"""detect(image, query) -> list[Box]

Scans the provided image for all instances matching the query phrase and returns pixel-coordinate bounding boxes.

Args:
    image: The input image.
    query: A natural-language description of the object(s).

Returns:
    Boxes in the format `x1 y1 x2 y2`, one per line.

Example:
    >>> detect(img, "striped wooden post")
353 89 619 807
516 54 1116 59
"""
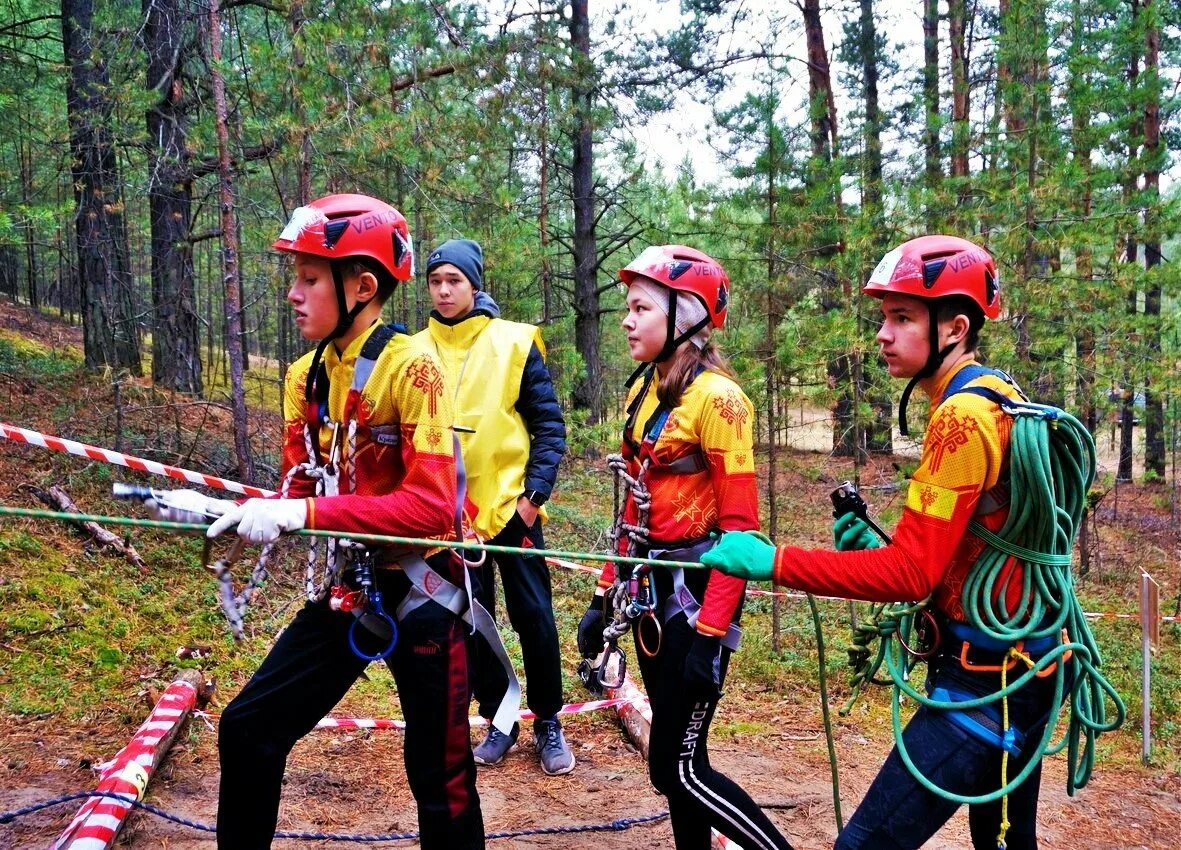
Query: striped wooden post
53 670 204 850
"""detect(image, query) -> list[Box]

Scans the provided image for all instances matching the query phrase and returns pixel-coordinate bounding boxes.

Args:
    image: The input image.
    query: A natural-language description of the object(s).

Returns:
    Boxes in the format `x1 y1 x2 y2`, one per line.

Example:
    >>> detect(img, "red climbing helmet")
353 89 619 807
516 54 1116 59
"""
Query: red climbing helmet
619 245 730 328
273 193 414 283
863 235 1000 319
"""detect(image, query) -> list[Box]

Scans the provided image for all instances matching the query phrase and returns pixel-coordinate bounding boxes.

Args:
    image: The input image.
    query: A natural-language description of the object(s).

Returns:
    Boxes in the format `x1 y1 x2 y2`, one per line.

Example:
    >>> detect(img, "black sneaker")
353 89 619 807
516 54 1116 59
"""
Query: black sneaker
473 723 518 766
533 718 575 776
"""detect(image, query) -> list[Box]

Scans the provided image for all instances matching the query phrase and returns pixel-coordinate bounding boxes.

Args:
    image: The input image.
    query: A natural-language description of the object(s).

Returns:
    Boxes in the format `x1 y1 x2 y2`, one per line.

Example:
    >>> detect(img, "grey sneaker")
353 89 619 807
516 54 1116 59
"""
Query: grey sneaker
533 718 575 776
473 723 518 766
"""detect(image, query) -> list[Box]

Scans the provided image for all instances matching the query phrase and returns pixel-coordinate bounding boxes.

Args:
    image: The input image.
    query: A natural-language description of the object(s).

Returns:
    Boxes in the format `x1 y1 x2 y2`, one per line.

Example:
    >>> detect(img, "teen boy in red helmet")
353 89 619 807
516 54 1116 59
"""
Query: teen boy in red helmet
162 194 487 848
703 235 1067 849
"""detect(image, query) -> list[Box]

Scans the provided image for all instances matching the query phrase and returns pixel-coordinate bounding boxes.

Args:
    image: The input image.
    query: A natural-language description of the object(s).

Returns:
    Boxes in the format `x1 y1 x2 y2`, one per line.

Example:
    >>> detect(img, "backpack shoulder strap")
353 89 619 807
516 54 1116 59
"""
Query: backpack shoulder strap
943 363 1025 404
351 323 404 395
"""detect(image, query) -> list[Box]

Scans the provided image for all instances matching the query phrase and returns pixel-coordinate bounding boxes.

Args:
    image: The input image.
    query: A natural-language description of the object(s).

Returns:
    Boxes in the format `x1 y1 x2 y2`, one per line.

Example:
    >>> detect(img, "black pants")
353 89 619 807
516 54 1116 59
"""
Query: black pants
636 567 795 850
835 653 1065 850
470 513 563 721
217 557 483 849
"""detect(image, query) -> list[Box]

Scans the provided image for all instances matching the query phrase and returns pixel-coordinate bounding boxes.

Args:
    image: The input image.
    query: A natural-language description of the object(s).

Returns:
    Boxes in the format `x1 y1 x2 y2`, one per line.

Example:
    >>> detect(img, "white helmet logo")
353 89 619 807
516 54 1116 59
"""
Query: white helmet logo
868 247 903 285
278 205 327 242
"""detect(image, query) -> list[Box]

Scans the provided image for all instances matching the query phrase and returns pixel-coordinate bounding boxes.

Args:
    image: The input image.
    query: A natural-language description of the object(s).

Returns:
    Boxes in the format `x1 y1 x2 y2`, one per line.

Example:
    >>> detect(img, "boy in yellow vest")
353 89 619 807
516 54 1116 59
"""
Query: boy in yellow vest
415 238 573 775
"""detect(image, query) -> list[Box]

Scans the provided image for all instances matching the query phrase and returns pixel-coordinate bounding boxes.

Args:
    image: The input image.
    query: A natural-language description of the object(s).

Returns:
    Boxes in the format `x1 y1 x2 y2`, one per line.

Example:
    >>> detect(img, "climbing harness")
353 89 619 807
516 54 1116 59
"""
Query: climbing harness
842 365 1125 816
589 367 744 686
182 325 409 642
575 453 655 694
110 325 522 730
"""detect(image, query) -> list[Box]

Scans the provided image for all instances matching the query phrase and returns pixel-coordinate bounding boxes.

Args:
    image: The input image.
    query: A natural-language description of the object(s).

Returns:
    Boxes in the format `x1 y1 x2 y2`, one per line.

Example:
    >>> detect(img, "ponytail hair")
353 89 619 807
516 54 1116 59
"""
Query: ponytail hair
657 339 736 410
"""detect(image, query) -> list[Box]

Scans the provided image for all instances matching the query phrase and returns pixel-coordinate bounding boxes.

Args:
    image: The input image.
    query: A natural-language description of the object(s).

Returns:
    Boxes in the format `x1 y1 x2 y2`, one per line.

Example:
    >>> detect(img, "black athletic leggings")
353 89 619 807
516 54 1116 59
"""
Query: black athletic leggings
636 567 795 850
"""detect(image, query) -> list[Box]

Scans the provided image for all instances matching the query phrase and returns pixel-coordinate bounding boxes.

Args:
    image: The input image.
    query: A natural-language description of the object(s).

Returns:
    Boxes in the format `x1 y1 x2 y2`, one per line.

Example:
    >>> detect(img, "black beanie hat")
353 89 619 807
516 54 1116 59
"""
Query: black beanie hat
426 239 483 291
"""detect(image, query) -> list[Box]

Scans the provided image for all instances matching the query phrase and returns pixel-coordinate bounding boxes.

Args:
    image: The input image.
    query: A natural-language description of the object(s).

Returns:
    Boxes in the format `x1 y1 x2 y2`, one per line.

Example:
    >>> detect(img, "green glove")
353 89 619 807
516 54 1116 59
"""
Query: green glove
699 531 776 582
833 512 882 552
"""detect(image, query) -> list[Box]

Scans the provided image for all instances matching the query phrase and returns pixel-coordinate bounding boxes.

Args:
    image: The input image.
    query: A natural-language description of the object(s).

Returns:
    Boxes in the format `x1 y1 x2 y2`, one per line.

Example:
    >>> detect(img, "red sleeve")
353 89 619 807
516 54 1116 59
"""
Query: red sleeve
696 381 756 637
771 397 1003 603
770 504 973 602
597 559 616 590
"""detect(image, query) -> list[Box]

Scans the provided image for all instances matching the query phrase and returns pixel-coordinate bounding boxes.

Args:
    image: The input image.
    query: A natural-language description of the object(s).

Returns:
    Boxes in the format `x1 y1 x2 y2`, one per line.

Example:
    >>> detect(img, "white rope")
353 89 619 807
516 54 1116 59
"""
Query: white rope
603 452 654 642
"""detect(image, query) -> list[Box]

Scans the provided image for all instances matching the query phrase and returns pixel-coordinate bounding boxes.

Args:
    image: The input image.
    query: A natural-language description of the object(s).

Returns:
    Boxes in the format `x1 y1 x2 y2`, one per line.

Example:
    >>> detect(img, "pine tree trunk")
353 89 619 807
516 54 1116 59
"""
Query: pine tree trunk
948 0 970 204
19 119 39 311
1142 0 1164 478
62 0 142 375
1069 0 1096 434
208 0 255 485
1117 0 1142 484
569 0 603 426
145 0 202 395
922 0 941 229
537 12 553 325
800 0 853 456
859 0 891 453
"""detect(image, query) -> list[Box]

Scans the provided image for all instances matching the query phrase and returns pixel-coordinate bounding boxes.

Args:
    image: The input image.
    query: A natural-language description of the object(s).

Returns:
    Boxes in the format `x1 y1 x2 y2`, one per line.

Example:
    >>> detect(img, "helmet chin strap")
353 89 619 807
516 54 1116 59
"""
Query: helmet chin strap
624 298 711 388
897 304 957 438
304 263 375 407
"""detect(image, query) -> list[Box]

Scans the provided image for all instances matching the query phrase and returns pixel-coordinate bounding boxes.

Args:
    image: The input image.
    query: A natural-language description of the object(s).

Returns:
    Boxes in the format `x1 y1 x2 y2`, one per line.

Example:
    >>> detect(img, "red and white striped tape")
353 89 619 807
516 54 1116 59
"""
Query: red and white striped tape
53 678 198 850
4 421 1169 627
0 421 273 498
309 696 631 732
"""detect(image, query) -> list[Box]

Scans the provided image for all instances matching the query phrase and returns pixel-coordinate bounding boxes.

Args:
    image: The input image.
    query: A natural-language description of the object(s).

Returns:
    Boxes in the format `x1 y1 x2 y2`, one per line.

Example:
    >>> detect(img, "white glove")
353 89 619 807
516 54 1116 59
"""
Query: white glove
144 489 234 524
206 498 308 544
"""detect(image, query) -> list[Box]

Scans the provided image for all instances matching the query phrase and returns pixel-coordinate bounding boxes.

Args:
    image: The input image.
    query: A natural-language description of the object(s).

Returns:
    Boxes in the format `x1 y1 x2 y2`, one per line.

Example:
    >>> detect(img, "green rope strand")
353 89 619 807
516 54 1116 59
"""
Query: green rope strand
0 505 709 572
4 502 852 833
806 592 845 832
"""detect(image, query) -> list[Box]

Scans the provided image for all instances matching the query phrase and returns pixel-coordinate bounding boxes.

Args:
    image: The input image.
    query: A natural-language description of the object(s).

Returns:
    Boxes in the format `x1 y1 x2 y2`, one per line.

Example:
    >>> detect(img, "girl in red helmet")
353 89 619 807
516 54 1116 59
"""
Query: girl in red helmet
153 194 487 849
703 236 1067 849
578 246 796 850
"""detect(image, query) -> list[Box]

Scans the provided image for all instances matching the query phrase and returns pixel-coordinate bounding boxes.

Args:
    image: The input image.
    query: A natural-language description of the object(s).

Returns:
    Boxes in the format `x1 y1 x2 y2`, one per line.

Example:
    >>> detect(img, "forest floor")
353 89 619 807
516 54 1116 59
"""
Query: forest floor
1 299 1179 849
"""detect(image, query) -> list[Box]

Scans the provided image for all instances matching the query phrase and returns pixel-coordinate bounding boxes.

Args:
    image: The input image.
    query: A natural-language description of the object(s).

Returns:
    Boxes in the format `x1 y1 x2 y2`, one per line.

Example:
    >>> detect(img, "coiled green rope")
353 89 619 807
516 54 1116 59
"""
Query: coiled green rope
843 400 1125 805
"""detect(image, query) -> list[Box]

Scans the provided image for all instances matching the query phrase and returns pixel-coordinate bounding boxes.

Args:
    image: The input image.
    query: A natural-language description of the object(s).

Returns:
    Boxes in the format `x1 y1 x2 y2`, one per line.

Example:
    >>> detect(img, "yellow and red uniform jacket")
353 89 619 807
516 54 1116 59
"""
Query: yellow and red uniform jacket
280 321 457 542
597 370 758 639
771 359 1023 622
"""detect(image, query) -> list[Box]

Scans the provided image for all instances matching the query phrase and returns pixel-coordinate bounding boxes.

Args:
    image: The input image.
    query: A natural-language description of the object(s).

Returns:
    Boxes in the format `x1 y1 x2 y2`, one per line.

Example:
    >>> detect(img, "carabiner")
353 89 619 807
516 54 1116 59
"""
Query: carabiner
897 608 940 659
344 554 398 662
347 594 398 662
596 643 628 690
636 609 662 658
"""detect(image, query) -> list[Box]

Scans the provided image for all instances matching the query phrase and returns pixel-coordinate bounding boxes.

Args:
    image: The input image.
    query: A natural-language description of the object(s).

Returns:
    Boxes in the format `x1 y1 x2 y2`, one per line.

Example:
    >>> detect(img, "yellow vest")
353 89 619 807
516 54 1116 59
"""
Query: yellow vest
414 314 547 538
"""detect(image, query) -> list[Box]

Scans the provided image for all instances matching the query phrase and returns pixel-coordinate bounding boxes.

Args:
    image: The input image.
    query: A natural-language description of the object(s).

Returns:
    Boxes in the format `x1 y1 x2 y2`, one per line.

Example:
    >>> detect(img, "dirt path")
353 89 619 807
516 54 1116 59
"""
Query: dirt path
3 699 1178 850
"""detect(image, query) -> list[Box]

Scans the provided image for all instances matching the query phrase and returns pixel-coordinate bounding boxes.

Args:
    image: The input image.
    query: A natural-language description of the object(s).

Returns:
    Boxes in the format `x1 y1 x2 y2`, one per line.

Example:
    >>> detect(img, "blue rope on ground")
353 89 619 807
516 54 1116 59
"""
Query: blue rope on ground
0 790 670 842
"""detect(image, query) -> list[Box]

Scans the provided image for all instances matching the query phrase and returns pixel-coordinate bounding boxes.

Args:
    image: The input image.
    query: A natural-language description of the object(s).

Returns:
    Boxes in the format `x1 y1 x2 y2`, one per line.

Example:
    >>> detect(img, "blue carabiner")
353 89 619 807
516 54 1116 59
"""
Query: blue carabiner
345 555 398 662
348 588 398 661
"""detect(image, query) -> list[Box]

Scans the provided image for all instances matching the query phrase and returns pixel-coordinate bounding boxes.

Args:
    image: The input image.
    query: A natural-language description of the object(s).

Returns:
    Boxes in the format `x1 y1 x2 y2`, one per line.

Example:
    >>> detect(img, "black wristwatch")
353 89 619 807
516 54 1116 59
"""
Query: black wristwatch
522 489 548 507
